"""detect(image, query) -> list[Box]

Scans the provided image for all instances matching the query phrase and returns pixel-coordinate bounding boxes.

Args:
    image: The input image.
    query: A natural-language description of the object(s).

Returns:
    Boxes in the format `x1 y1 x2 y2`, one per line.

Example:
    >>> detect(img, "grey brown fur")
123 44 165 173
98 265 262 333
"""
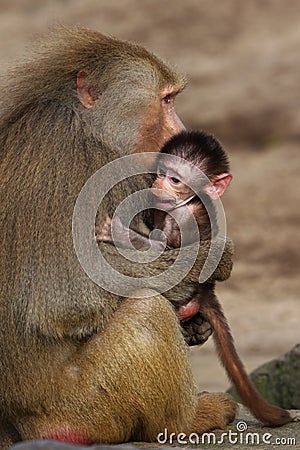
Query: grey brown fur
0 27 236 447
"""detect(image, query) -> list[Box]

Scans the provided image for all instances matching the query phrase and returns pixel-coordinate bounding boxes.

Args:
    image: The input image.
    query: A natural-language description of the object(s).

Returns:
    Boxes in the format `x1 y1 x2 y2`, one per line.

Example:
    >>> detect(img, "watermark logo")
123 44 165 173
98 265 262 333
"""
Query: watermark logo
236 420 248 432
72 152 228 297
157 421 297 446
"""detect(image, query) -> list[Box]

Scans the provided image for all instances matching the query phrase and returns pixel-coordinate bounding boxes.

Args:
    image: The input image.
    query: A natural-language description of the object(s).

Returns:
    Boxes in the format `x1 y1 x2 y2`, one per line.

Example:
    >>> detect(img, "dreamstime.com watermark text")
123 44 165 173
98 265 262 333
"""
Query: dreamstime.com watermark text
157 421 297 446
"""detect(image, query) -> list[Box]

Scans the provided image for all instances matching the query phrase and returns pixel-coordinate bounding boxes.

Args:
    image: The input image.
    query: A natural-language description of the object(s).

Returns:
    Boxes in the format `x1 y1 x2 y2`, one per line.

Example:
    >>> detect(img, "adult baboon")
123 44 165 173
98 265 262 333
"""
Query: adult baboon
0 27 235 447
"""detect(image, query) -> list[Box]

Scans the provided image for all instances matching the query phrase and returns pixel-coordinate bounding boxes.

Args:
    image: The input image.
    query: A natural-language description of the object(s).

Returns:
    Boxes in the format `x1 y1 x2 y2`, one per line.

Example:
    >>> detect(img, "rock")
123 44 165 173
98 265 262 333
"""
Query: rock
228 344 300 409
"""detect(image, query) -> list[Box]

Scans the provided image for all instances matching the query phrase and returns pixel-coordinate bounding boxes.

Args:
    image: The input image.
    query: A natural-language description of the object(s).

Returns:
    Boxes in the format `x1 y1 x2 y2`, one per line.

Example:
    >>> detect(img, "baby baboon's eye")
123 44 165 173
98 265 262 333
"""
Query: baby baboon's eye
170 177 180 185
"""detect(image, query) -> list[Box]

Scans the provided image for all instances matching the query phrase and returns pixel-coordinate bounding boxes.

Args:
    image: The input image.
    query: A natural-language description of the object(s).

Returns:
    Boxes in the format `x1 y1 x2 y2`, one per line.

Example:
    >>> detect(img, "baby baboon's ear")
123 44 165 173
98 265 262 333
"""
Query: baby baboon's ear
205 174 232 199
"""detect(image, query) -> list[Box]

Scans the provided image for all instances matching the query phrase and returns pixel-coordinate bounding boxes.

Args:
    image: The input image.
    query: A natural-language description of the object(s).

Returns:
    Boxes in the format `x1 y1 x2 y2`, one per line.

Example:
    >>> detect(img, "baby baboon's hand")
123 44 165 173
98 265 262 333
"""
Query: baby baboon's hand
96 215 133 248
96 215 113 242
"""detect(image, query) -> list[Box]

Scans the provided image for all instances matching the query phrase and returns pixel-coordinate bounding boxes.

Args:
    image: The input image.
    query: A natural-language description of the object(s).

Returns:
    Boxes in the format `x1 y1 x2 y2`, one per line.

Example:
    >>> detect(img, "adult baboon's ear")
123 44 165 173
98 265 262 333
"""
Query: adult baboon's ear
77 70 95 109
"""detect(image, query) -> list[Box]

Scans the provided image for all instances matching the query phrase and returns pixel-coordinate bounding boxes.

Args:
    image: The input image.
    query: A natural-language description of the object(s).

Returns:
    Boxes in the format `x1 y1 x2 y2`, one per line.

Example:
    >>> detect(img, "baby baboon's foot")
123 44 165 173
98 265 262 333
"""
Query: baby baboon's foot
191 392 237 434
181 313 212 346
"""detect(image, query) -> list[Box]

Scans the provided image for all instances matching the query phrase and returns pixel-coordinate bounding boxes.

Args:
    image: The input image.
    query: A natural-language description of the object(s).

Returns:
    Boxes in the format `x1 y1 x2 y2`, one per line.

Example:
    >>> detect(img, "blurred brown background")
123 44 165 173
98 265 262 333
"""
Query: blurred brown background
1 0 299 392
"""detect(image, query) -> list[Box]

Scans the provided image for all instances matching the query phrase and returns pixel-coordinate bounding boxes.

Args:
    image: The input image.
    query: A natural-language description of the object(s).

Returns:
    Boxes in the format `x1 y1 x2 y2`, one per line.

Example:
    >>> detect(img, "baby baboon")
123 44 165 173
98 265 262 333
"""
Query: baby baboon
98 130 292 427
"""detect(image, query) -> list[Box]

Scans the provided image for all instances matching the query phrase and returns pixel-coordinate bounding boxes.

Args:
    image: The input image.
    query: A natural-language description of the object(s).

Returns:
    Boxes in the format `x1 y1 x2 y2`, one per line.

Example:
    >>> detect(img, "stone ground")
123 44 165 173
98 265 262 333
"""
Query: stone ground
10 408 300 449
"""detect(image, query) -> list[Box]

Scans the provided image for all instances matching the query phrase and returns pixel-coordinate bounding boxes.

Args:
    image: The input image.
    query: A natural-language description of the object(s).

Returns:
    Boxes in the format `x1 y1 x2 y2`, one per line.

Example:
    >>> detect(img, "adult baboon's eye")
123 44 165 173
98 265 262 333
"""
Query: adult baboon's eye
170 177 180 185
162 94 172 104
